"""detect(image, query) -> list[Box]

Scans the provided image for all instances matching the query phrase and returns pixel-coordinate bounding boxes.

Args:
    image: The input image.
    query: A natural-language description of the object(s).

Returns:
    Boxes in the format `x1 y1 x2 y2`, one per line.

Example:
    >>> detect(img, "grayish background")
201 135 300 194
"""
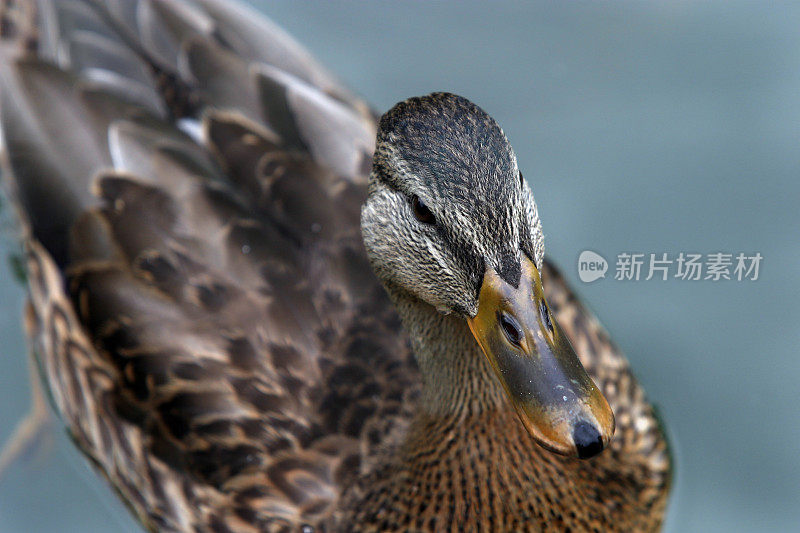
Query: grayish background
1 1 799 531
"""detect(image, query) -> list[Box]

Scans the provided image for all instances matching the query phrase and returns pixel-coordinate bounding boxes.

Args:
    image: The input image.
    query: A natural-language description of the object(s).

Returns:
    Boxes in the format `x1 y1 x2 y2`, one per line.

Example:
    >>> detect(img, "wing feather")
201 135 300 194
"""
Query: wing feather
1 1 413 530
542 260 672 524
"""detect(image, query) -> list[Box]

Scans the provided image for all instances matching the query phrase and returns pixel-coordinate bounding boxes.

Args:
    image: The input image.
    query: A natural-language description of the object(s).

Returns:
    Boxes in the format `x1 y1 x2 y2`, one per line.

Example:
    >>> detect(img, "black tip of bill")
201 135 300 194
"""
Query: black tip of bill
573 420 605 459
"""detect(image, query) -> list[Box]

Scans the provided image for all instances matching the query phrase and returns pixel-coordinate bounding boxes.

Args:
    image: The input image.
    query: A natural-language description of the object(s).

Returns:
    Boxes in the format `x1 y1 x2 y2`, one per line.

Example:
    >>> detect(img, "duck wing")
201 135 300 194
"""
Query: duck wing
0 1 417 530
542 261 672 529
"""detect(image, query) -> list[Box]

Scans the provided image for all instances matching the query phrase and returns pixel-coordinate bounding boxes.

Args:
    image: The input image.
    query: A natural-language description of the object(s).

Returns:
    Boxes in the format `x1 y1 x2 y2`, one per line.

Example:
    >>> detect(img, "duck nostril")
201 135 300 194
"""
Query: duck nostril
498 311 523 346
573 421 604 459
540 300 554 332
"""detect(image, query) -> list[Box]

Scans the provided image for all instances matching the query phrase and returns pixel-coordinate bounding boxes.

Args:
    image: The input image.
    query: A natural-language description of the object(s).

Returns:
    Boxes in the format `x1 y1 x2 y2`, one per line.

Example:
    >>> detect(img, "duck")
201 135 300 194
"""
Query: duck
0 0 672 531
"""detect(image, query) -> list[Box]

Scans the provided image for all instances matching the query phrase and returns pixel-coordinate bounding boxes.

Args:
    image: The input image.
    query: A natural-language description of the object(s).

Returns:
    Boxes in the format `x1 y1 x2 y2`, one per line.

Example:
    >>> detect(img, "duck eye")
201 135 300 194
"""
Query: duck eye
411 195 436 225
540 300 554 332
498 311 523 346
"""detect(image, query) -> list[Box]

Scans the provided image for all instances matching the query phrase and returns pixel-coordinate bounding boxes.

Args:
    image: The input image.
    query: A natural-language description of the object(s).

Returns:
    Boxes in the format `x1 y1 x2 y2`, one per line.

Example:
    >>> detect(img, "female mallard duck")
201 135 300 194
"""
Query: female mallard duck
0 0 671 531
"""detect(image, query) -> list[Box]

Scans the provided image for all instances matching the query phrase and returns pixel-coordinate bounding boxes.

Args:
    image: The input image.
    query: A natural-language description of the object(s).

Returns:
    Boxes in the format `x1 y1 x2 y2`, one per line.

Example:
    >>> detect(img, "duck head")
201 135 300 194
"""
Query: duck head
361 93 614 459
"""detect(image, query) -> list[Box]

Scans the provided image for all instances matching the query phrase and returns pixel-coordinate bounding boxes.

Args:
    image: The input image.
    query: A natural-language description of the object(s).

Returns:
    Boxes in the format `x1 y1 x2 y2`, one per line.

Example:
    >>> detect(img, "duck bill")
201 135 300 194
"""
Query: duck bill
467 256 615 459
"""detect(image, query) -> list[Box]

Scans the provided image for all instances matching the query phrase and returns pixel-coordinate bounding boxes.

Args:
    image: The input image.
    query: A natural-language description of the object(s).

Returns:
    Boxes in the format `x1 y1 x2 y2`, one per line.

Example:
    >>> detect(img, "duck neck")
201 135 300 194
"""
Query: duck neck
385 284 508 419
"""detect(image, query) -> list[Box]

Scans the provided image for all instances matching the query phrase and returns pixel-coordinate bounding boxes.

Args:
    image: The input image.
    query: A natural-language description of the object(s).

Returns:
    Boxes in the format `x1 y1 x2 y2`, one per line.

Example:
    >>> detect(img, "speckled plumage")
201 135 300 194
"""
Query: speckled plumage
0 1 671 531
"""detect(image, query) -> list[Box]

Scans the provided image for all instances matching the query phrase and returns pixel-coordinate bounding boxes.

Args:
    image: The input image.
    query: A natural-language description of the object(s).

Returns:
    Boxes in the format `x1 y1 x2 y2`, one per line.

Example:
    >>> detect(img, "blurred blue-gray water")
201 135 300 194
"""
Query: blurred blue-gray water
1 1 799 531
